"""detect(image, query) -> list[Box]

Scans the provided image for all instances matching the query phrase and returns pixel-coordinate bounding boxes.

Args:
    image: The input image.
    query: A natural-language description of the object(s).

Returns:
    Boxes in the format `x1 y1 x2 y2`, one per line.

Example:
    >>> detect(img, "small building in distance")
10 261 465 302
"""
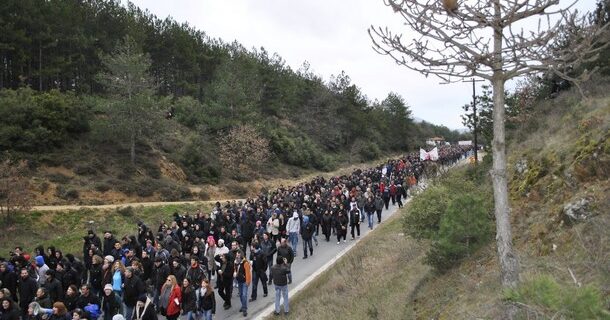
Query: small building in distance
426 136 445 146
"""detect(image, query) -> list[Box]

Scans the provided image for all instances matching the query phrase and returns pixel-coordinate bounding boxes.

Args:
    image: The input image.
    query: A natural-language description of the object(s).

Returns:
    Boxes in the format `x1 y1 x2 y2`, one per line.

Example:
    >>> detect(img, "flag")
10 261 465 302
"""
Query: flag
420 148 428 161
429 147 439 161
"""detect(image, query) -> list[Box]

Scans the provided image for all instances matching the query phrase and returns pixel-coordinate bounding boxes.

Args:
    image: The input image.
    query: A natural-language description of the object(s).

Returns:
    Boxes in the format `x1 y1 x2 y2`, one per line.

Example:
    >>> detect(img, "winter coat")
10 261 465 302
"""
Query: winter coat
122 275 145 308
196 288 215 313
43 278 63 303
270 263 289 286
163 285 181 317
180 285 196 313
101 291 122 320
0 268 18 298
17 276 38 308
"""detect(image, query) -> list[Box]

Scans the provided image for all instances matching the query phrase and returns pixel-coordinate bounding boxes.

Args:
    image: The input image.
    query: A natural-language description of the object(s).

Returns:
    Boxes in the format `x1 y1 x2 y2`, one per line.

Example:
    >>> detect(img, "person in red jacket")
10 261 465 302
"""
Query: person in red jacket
159 275 181 320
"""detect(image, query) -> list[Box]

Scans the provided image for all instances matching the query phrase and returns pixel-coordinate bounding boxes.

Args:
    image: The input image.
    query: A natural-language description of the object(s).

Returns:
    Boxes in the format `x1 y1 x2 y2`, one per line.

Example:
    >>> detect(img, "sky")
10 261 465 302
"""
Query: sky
126 0 598 130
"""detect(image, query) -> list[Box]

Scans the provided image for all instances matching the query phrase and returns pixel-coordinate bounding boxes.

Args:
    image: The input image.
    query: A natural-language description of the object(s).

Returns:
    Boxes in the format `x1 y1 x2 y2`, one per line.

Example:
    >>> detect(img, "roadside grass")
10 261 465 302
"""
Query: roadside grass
0 202 212 258
270 206 431 320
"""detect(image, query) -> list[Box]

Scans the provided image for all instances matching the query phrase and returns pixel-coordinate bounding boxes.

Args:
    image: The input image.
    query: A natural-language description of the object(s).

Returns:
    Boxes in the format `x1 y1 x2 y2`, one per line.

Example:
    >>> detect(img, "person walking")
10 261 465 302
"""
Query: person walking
250 242 268 301
286 212 300 257
180 278 196 320
321 210 332 242
270 256 290 316
196 279 215 320
101 284 122 320
335 210 349 244
233 250 251 317
276 239 294 284
300 216 314 259
214 254 233 310
159 275 181 320
349 207 361 240
259 233 276 285
122 267 145 319
374 193 384 224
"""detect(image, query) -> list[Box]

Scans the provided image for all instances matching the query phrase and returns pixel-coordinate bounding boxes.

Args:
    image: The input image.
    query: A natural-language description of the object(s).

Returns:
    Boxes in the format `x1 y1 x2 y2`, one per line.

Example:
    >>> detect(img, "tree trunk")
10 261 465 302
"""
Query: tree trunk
491 76 520 289
491 2 520 317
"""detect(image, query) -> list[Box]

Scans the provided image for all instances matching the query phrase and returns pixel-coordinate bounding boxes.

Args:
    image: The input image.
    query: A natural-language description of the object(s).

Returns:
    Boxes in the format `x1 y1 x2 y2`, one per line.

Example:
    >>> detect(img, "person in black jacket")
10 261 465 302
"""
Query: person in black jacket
0 263 17 300
214 253 233 310
18 268 38 320
102 232 117 258
133 295 156 320
270 256 290 316
249 243 268 302
43 270 63 303
1 298 20 320
150 257 169 308
180 279 196 320
335 210 349 244
259 233 276 285
122 268 145 319
89 255 104 296
349 207 361 240
321 210 333 242
301 216 314 259
196 279 215 320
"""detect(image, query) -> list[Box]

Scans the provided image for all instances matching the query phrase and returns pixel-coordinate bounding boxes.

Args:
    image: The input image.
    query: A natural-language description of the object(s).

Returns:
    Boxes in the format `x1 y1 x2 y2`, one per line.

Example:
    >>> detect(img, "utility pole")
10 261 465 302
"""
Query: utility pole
463 78 485 164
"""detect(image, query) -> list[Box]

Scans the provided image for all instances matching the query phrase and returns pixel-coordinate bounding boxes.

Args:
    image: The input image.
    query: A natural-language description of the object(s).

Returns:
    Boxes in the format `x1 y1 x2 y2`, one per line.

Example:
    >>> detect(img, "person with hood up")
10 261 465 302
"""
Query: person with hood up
286 212 300 256
35 256 49 286
132 295 156 320
300 216 314 259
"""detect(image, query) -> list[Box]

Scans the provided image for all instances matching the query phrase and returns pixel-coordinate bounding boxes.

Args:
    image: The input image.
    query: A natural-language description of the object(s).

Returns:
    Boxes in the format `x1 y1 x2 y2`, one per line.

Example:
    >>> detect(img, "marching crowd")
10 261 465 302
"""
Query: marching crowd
0 145 472 319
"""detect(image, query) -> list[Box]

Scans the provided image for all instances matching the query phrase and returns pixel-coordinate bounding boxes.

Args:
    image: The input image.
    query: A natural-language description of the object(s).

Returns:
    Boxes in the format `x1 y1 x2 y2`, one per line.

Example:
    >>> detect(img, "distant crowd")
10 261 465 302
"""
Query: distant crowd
0 145 472 319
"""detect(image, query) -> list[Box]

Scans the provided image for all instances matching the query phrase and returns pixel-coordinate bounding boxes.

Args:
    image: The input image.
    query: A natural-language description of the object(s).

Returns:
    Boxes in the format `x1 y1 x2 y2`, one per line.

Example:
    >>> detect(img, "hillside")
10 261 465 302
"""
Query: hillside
281 80 610 319
0 0 468 205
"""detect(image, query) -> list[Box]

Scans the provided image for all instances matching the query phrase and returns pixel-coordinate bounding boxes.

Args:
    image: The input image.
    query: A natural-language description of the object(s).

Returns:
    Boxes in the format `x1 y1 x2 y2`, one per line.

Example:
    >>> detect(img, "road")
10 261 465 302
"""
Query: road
215 200 406 319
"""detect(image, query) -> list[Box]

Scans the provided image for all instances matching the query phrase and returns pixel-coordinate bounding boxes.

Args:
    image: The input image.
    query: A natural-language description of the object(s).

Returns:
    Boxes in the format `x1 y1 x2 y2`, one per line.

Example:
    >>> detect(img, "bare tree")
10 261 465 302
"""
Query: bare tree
0 159 32 223
369 0 608 305
218 125 271 178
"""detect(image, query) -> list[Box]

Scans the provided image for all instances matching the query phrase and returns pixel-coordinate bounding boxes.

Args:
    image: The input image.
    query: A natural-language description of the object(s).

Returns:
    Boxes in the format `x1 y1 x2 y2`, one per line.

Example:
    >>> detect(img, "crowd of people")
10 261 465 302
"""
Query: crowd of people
0 145 472 320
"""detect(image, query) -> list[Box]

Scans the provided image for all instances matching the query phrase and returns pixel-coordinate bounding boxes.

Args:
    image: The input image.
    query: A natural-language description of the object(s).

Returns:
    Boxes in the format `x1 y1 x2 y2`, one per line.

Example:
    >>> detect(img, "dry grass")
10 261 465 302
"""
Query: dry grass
269 207 431 320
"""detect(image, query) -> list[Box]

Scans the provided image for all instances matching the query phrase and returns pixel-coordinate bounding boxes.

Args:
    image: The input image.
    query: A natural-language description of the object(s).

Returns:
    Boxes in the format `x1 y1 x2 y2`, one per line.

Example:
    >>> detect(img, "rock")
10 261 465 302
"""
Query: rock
515 159 528 175
562 197 593 223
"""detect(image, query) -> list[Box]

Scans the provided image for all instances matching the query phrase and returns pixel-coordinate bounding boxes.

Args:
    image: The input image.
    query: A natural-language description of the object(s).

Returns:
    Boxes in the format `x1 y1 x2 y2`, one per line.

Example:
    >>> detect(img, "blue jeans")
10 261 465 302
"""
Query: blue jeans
302 238 313 257
185 311 196 320
201 310 212 320
274 285 289 313
238 282 249 312
289 232 298 255
367 212 374 229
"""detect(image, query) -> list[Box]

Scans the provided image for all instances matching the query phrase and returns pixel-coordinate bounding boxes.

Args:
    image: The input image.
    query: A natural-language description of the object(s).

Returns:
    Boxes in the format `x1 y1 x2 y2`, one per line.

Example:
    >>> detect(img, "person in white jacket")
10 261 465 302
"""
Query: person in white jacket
286 211 300 256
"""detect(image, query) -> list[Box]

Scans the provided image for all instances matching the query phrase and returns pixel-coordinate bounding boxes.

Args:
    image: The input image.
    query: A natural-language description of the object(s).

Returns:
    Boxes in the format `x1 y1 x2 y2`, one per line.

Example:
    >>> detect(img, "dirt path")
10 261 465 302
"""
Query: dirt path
30 200 232 212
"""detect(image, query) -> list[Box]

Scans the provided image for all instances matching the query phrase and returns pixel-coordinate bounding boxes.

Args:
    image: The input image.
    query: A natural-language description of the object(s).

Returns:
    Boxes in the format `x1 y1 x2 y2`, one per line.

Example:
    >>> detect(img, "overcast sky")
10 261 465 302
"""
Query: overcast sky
126 0 598 129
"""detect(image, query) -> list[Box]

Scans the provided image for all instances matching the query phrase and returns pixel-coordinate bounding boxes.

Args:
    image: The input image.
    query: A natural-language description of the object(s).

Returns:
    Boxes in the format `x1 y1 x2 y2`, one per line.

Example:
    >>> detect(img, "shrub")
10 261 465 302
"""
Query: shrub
425 194 494 272
225 181 249 197
505 274 609 319
402 184 451 240
47 173 71 184
55 185 80 200
74 164 96 175
116 206 134 217
159 185 192 201
94 182 111 193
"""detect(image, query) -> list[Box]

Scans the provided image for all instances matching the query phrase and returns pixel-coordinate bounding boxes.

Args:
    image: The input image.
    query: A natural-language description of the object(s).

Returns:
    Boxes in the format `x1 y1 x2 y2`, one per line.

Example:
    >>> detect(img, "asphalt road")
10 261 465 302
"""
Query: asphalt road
214 200 406 320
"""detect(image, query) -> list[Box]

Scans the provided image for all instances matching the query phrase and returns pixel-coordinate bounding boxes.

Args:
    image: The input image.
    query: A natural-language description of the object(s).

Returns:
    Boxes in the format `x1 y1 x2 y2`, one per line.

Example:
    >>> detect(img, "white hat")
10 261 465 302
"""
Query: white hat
105 255 115 263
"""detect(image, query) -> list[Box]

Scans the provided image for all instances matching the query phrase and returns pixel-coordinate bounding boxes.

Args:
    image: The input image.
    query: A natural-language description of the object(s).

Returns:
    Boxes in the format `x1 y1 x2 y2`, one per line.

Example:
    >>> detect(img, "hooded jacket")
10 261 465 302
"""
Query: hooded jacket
286 212 300 233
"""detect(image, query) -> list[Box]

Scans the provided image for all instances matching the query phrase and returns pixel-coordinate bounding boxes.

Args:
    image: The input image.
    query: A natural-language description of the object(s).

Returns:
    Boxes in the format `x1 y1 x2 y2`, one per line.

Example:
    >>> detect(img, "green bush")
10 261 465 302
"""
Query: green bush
116 206 135 218
505 274 610 319
47 173 71 184
425 194 494 272
402 184 451 240
178 136 221 184
0 88 90 152
74 164 97 175
267 127 333 170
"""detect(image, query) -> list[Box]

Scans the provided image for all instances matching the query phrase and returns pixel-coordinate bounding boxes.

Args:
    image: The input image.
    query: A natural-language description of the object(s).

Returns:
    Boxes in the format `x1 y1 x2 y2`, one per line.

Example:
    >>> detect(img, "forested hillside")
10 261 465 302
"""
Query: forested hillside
0 0 467 205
